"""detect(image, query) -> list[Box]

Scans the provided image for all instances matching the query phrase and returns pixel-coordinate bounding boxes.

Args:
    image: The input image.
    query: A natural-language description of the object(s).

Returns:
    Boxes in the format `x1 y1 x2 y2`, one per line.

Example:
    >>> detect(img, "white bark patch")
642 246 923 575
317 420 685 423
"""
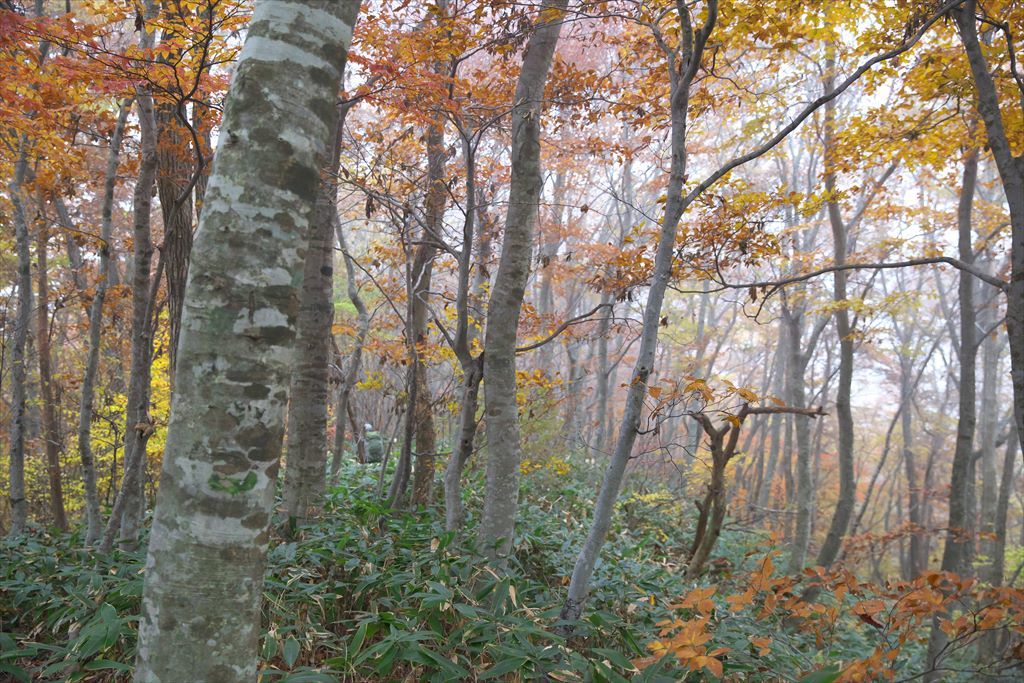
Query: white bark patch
238 36 338 76
256 1 354 45
233 307 290 333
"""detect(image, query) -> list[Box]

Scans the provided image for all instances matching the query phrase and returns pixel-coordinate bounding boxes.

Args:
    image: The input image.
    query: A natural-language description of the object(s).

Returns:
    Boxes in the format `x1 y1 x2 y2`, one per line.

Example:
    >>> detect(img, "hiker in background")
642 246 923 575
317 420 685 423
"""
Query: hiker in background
365 423 385 464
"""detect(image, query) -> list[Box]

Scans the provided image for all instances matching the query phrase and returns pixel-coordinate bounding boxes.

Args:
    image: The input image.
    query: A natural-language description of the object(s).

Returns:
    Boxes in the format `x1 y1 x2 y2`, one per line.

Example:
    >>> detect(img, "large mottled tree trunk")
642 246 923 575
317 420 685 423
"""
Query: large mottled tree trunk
35 224 67 531
559 1 717 626
479 0 568 559
134 2 360 679
6 148 33 537
74 100 130 543
99 80 159 554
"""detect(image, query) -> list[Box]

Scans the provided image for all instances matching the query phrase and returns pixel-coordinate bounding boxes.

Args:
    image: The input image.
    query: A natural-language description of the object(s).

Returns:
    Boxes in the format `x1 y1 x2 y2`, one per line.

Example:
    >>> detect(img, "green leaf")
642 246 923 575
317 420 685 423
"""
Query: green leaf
592 647 637 672
479 657 528 680
798 665 842 683
283 636 300 669
0 663 30 683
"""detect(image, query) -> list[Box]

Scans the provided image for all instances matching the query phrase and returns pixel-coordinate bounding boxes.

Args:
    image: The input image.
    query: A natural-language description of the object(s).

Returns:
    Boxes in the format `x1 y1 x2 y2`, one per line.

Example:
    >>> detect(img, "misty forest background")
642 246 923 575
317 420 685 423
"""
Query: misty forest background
2 0 1024 680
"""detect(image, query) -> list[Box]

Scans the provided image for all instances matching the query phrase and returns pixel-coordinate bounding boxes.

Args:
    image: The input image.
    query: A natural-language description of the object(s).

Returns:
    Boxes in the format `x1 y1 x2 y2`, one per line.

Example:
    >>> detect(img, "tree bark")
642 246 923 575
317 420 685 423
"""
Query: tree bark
925 141 979 682
134 2 359 679
6 147 33 537
282 124 337 527
99 78 159 554
955 0 1024 462
939 145 979 575
815 65 856 568
330 222 370 481
75 99 131 544
479 0 568 560
559 1 718 626
35 222 67 531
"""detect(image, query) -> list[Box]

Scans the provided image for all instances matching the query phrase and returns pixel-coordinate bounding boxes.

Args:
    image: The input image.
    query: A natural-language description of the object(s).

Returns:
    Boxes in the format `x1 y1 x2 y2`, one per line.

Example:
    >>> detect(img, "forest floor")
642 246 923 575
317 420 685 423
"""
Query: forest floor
0 459 1019 681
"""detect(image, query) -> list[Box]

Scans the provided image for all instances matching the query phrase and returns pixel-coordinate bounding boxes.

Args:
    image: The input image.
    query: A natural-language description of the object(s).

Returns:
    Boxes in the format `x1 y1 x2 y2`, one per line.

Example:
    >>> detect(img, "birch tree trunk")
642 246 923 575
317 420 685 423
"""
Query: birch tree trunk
135 2 359 679
479 0 568 559
75 99 131 544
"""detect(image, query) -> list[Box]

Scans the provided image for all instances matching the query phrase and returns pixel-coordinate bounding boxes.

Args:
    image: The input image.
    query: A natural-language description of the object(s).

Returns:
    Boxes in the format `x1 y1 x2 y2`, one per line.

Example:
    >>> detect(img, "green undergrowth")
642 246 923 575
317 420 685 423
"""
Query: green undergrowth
0 461 710 681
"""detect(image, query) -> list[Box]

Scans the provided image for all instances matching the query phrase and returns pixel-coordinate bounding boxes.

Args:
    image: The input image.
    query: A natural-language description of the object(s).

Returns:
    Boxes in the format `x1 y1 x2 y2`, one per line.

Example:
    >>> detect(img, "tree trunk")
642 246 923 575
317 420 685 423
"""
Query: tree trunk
784 303 814 574
977 313 1001 577
991 427 1017 584
559 2 718 625
35 224 68 531
925 142 979 682
155 101 196 380
900 354 926 578
479 0 568 560
940 145 979 575
99 82 159 554
444 355 483 530
816 66 856 568
75 99 131 544
330 222 370 481
282 117 339 527
955 0 1024 463
135 2 359 679
6 147 33 537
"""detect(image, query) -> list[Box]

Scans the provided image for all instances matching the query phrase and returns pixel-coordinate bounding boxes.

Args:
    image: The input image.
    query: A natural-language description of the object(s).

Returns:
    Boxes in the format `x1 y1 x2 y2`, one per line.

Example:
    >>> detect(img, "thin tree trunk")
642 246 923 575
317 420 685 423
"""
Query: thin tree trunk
155 102 196 380
559 2 718 625
135 2 360 679
977 314 1001 576
901 355 926 578
991 427 1017 584
940 145 979 575
816 65 856 568
925 142 979 682
100 80 159 554
6 147 33 537
955 0 1024 462
330 223 370 481
442 133 484 532
479 0 568 560
75 99 130 544
784 303 814 574
35 223 68 531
